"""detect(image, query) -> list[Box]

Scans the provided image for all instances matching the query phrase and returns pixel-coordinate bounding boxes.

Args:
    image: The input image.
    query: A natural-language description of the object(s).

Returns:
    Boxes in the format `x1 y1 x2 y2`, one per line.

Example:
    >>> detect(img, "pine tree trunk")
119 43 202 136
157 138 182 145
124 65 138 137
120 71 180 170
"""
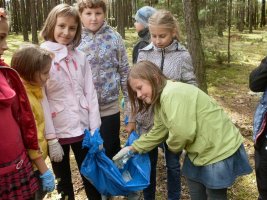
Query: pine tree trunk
261 0 266 27
183 0 207 93
30 0 38 44
21 0 29 41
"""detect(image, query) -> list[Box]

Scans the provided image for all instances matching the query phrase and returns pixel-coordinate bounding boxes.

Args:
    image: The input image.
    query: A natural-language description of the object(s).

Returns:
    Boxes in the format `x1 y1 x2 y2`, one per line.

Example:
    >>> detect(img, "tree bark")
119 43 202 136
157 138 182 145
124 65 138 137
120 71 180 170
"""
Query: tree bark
228 0 232 64
30 0 38 44
21 0 29 41
217 0 227 37
116 0 125 38
183 0 207 93
260 0 266 27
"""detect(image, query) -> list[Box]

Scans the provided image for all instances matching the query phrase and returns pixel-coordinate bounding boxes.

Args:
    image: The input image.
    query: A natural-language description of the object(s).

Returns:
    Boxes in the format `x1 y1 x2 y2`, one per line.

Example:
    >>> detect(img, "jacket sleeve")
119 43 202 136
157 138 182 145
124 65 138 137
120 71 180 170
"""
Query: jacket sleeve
41 88 57 139
26 92 43 160
132 41 149 64
180 51 198 87
84 59 101 132
117 34 136 122
132 109 168 153
136 50 147 63
249 57 267 92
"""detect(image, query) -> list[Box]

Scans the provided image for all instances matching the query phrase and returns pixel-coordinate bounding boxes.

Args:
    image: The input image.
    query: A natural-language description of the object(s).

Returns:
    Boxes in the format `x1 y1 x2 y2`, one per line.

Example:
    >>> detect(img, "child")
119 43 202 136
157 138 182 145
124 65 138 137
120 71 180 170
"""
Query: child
113 61 252 200
0 9 54 199
132 6 156 64
249 57 267 200
77 0 135 160
136 10 197 200
11 44 56 200
40 4 101 200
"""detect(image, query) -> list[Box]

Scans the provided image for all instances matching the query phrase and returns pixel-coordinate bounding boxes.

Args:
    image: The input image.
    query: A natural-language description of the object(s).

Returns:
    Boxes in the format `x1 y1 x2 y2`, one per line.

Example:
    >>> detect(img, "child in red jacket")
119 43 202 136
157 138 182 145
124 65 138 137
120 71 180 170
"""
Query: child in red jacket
0 8 54 199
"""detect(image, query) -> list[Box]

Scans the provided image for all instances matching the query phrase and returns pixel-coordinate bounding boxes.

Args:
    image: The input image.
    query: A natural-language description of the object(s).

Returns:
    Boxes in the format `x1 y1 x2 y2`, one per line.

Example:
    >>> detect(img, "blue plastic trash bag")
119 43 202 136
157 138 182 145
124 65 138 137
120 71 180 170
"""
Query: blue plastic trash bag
81 129 150 196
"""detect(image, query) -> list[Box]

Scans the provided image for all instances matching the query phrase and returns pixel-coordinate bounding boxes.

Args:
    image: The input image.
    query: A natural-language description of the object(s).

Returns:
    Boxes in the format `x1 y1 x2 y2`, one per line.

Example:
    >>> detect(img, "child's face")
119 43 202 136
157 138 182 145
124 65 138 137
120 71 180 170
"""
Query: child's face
0 20 8 59
33 63 51 86
54 16 78 45
80 7 105 33
149 25 175 49
129 77 152 104
134 21 145 33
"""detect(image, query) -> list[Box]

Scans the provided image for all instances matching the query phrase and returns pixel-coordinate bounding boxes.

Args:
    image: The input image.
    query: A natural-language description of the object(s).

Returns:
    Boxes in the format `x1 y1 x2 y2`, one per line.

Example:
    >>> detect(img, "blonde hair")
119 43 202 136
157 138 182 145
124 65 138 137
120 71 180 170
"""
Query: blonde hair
77 0 107 14
40 4 82 47
127 61 167 114
11 44 52 83
148 10 180 41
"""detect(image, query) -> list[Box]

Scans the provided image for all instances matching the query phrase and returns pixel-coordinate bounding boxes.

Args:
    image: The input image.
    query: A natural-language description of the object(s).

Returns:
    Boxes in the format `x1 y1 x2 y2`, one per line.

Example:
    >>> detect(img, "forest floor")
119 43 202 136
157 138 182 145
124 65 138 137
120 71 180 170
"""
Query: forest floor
6 27 267 200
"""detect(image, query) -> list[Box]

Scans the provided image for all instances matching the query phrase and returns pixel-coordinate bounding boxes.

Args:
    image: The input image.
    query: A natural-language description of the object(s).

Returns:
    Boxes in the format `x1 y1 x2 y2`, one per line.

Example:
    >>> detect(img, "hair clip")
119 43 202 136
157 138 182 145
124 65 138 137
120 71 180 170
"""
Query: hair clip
0 8 7 20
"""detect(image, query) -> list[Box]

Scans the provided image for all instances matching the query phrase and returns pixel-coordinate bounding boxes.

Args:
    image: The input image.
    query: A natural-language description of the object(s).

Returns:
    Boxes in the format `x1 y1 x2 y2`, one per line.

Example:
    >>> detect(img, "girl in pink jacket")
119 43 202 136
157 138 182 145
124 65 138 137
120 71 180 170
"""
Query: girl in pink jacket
40 4 101 200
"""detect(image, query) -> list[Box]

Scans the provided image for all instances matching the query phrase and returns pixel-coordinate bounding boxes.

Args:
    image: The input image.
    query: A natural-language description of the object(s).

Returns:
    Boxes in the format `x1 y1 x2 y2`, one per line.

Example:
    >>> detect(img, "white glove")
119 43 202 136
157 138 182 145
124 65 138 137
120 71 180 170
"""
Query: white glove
112 146 134 169
48 139 64 162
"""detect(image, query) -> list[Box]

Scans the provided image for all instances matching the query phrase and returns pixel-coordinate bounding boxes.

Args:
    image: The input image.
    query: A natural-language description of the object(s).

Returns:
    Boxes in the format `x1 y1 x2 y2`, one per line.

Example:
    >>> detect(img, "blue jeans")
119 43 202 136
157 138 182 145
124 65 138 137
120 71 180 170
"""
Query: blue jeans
187 178 227 200
143 143 181 200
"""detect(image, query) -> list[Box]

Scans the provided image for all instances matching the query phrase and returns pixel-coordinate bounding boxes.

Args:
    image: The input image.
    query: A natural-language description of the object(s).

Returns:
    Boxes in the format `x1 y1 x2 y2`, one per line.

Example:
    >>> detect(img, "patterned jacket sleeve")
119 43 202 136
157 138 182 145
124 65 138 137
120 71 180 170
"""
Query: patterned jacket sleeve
116 33 135 122
180 51 198 87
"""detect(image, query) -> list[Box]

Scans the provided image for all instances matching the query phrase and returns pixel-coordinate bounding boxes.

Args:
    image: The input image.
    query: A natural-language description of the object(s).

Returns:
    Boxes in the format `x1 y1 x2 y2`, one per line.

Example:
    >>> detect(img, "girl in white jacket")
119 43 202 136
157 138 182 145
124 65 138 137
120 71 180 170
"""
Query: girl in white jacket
40 4 101 200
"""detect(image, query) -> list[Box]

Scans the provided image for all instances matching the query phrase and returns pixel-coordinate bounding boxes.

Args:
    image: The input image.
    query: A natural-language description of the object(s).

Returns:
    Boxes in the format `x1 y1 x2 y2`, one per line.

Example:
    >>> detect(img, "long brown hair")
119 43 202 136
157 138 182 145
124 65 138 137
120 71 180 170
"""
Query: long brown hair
127 61 167 114
40 4 82 47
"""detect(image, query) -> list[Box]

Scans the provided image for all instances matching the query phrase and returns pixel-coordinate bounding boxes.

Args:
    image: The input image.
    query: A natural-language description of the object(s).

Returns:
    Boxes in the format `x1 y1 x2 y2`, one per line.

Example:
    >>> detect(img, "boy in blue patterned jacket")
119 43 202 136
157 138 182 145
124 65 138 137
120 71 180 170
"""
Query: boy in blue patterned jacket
77 0 135 160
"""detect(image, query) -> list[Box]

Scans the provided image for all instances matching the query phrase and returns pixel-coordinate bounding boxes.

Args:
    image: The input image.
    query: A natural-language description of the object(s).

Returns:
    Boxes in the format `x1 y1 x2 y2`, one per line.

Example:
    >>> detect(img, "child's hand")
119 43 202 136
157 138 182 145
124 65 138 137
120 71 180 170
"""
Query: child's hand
125 122 136 136
40 169 55 192
48 139 64 162
112 146 135 169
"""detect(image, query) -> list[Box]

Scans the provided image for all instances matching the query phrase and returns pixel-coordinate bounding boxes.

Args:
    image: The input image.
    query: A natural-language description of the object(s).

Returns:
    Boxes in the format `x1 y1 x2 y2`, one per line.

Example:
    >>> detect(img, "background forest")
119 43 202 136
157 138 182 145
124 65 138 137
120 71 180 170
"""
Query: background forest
2 0 267 199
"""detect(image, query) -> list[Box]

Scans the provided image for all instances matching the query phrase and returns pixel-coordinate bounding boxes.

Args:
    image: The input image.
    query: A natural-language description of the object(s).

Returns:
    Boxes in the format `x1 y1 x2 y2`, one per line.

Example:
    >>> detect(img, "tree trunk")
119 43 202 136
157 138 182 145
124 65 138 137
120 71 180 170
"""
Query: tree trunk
227 0 232 64
217 0 227 37
43 0 48 20
254 0 258 29
11 0 19 34
37 0 43 30
183 0 207 93
116 0 125 38
25 0 31 32
249 0 253 33
0 0 6 8
30 0 38 44
260 0 266 27
237 0 245 32
20 0 29 41
51 0 57 9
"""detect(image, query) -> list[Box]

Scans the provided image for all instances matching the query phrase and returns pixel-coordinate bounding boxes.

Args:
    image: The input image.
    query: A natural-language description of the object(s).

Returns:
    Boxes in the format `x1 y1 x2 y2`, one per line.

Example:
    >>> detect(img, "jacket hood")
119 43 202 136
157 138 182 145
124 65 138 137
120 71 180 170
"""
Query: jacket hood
82 21 108 36
41 41 74 63
142 40 187 52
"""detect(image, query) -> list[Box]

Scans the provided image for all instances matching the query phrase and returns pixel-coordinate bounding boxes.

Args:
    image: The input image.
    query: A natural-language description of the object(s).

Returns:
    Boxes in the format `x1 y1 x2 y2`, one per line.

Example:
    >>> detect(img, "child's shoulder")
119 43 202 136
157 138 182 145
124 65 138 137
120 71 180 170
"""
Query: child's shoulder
105 25 124 40
139 43 153 52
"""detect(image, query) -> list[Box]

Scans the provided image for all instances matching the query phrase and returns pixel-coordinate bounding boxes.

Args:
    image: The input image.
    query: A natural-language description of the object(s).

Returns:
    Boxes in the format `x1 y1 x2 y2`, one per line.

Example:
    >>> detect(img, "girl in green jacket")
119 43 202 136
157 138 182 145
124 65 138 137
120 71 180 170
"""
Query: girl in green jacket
113 61 252 200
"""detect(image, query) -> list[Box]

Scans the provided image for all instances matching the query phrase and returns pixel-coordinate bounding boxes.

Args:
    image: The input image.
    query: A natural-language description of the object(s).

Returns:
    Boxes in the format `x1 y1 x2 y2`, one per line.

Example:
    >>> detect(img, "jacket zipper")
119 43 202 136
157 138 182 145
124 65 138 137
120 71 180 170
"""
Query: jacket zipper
160 49 165 71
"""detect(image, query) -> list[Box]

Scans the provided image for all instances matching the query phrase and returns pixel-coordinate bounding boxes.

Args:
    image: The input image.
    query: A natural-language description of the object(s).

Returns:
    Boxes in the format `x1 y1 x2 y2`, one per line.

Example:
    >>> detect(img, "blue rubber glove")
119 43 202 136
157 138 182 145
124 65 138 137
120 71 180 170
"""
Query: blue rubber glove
40 169 55 192
82 129 91 149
